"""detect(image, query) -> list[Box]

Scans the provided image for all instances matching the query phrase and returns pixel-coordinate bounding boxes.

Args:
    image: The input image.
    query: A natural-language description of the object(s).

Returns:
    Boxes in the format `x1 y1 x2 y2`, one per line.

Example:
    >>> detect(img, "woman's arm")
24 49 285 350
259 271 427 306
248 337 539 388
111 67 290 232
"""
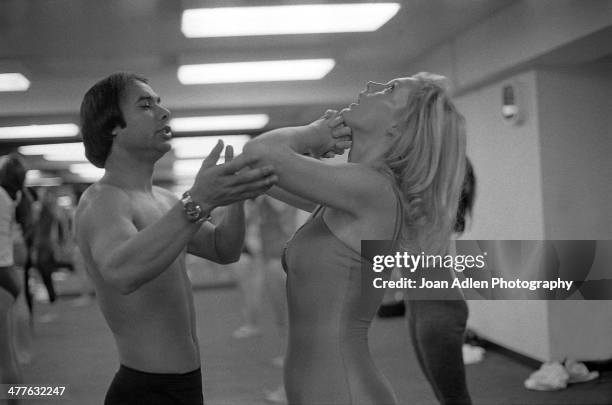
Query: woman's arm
267 186 316 213
243 116 391 217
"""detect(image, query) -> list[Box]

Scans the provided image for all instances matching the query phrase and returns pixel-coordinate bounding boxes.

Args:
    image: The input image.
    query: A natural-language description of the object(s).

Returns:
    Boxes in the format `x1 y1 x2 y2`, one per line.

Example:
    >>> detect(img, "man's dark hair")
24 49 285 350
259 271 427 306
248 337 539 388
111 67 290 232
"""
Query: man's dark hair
454 157 476 234
0 153 26 200
79 72 148 168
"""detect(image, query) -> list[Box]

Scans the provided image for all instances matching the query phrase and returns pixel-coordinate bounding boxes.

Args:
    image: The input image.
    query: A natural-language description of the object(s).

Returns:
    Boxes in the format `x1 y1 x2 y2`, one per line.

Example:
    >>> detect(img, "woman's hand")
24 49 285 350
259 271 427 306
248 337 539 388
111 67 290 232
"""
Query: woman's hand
326 111 353 158
308 110 353 158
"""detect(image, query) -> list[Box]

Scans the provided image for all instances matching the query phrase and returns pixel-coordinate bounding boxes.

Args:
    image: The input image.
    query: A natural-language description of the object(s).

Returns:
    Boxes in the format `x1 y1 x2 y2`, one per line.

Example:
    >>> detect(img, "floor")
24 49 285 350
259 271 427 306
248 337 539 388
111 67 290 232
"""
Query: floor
18 287 612 405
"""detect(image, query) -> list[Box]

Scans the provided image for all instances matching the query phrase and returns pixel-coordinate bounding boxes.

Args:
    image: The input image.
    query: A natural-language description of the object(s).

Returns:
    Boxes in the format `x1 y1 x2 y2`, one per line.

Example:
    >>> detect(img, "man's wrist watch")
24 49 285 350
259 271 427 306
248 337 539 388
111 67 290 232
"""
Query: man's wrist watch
180 191 211 224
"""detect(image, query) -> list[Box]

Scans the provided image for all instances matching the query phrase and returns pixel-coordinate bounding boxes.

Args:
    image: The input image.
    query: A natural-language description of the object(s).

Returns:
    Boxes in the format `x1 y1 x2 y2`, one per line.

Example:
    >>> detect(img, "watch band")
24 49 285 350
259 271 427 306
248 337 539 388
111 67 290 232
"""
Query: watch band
180 191 211 224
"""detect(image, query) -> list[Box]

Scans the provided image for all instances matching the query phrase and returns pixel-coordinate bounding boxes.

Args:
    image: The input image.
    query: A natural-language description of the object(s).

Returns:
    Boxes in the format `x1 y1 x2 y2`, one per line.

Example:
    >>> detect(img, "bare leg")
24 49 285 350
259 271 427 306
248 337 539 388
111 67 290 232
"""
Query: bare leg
12 283 32 364
262 258 288 361
0 290 22 404
230 254 263 338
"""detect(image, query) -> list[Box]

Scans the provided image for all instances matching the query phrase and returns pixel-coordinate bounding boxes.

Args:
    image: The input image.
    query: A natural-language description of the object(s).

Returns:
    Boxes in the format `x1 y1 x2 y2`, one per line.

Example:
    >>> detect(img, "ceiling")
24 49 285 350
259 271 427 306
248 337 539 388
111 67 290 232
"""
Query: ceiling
0 0 516 183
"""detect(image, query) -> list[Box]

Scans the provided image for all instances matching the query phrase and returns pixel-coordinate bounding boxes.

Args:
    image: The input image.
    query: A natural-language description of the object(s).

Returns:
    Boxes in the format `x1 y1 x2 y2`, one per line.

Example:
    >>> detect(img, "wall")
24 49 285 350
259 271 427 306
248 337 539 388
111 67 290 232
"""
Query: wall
408 0 612 93
456 70 545 241
537 64 612 361
537 65 612 240
453 71 551 360
456 66 612 362
405 0 612 362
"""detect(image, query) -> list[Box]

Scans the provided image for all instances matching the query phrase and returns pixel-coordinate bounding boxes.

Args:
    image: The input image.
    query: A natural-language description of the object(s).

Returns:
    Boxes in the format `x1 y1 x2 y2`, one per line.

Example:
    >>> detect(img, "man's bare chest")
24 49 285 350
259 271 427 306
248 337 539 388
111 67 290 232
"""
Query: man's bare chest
130 194 174 231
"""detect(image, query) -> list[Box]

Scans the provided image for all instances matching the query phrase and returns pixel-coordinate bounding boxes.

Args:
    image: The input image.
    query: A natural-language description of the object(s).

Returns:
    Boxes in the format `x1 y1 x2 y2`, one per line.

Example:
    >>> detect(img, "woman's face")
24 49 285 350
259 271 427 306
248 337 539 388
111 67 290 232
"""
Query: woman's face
341 77 416 136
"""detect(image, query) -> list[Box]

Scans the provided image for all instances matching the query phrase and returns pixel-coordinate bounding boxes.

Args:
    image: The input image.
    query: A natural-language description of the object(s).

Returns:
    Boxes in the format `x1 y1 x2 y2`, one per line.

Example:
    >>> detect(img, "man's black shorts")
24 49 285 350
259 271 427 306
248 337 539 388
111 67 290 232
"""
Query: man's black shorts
104 365 204 405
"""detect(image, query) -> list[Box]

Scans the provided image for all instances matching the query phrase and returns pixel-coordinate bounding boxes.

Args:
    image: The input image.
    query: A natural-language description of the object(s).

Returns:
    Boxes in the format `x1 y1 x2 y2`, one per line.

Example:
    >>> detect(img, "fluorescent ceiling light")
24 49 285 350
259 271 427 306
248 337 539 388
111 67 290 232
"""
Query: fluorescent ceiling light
170 115 268 132
19 142 86 161
171 135 250 159
0 73 30 92
178 59 335 84
182 3 400 37
0 124 79 140
25 171 62 187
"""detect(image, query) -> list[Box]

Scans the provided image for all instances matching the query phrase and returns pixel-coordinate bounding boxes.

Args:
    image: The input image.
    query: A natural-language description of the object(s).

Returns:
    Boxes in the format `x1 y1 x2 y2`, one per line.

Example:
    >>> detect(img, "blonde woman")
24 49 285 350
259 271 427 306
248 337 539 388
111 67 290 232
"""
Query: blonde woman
244 72 466 404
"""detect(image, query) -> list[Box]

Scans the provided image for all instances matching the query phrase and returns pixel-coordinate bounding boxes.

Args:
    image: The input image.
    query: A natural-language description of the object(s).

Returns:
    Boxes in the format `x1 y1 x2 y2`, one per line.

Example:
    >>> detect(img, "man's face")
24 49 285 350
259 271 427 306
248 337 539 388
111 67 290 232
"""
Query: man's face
114 80 172 156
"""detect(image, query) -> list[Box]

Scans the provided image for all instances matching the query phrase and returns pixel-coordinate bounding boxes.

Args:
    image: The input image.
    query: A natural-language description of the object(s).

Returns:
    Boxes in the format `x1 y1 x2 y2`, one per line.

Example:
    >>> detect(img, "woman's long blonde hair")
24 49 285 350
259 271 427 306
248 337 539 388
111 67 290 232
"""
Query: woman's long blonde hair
380 72 466 255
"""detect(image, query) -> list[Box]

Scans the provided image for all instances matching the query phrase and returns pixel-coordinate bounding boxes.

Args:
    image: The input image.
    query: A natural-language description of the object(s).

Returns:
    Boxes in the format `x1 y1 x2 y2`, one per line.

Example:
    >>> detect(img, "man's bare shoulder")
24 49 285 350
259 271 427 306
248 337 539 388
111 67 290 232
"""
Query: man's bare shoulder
76 183 132 228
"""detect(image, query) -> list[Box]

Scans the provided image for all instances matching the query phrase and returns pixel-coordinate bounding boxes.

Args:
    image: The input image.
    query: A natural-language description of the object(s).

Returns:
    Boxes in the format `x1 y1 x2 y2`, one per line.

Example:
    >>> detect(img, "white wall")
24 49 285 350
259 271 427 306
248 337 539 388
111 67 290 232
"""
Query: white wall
457 67 612 361
409 0 612 93
454 0 612 89
536 65 612 361
457 70 545 241
452 71 551 360
537 65 612 239
405 0 612 362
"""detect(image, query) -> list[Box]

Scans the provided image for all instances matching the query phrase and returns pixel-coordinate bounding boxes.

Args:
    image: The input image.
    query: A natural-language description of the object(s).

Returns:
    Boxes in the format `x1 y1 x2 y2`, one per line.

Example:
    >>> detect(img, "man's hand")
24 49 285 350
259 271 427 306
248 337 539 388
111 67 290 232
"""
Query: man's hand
190 140 278 210
308 110 352 158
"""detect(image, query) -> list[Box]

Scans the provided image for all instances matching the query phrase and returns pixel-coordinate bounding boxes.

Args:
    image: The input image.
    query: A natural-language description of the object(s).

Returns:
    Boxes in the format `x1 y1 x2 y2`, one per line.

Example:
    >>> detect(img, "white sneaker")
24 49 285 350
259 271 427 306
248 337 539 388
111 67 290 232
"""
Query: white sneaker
524 362 569 391
264 386 287 404
462 344 485 365
565 359 599 384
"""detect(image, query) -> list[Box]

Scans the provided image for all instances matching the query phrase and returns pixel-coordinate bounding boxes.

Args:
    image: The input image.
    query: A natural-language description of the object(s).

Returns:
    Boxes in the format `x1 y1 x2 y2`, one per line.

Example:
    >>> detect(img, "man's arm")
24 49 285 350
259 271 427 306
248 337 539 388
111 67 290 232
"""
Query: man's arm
76 142 276 295
186 144 274 262
77 187 205 295
186 202 245 263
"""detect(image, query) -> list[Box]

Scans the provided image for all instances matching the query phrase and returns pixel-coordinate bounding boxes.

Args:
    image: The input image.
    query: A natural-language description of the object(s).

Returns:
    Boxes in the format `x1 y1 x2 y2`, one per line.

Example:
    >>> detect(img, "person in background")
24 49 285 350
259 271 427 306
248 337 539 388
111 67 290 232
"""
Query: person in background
17 187 36 317
405 158 476 405
0 153 27 403
11 187 34 365
229 200 265 340
32 187 61 311
256 195 298 403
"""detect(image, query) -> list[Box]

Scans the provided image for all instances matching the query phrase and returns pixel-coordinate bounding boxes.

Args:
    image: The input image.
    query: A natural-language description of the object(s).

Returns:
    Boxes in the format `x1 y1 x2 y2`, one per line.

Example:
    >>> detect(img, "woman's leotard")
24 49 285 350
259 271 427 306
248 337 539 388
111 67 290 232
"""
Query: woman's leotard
282 196 402 405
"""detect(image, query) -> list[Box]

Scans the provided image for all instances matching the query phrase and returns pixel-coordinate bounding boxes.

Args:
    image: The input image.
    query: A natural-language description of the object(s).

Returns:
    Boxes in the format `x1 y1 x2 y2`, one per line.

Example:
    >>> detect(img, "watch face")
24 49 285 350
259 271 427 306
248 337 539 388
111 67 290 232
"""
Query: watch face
182 192 203 222
185 202 202 220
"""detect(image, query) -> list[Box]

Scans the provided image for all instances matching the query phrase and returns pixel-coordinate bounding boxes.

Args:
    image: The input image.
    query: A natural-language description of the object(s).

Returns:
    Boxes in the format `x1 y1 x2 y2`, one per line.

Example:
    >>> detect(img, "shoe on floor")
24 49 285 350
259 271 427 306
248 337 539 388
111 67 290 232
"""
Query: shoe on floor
264 386 287 404
462 344 485 365
565 359 599 384
524 362 569 391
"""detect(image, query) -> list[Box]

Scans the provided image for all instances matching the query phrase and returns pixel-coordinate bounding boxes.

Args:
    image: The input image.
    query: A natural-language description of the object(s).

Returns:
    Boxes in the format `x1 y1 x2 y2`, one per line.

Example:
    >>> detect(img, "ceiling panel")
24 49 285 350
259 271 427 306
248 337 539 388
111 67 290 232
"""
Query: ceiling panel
1 0 515 122
0 0 516 182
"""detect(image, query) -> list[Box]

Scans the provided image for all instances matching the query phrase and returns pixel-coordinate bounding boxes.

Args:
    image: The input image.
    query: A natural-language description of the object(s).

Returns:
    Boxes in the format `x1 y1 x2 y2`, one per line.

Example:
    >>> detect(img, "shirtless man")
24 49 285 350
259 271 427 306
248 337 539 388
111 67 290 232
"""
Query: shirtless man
75 73 276 404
